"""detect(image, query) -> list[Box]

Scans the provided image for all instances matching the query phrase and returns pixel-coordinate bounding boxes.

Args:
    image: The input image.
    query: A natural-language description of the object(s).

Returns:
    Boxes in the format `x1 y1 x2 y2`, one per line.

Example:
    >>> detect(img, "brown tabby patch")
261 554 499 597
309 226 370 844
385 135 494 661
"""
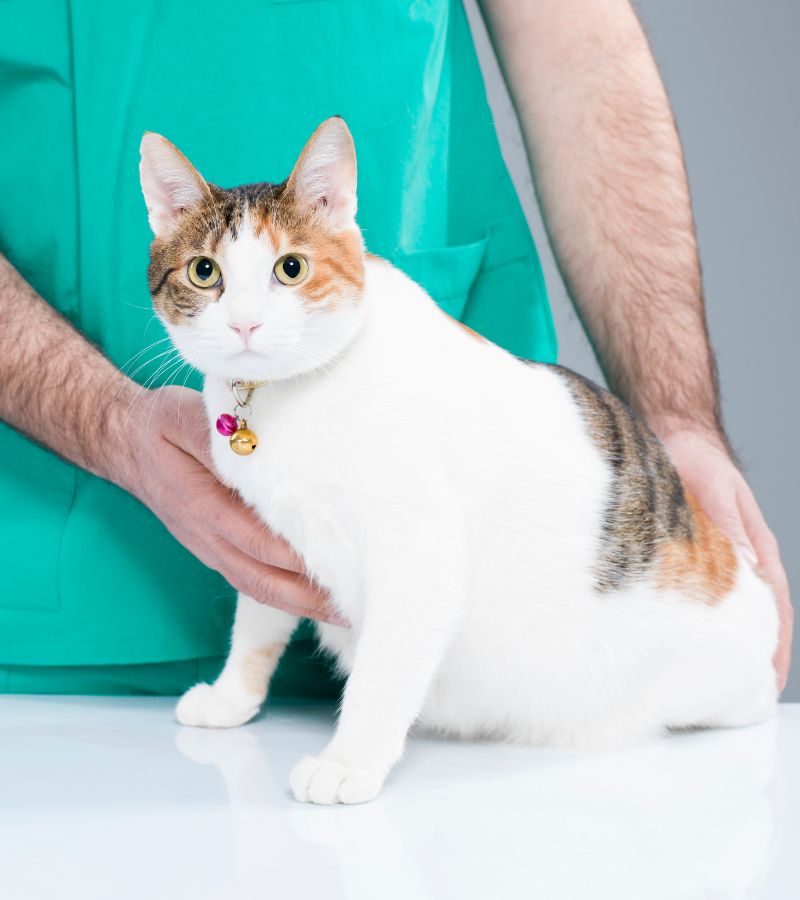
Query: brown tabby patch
147 180 364 322
147 185 233 324
553 366 695 592
555 365 737 602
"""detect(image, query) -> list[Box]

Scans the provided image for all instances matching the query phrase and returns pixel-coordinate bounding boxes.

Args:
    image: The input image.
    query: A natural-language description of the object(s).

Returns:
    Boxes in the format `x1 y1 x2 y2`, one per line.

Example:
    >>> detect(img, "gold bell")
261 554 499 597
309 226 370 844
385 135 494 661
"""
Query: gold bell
230 420 258 455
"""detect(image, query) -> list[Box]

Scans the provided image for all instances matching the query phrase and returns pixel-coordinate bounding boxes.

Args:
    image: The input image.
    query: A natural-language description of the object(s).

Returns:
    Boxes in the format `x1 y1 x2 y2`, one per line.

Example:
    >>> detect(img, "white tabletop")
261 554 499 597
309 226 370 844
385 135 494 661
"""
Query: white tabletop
1 696 798 899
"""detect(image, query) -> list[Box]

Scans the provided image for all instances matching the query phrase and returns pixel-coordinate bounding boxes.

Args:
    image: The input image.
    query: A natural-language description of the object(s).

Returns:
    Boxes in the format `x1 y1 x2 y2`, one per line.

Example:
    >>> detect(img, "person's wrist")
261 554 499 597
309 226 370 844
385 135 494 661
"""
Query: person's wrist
100 376 149 494
647 413 729 455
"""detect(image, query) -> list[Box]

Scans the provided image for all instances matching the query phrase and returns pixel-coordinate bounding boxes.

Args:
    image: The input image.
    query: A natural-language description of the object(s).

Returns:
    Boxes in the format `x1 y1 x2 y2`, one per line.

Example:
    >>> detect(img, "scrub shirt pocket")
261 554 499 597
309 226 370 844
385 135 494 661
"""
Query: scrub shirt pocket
460 215 557 362
392 235 488 322
0 428 76 611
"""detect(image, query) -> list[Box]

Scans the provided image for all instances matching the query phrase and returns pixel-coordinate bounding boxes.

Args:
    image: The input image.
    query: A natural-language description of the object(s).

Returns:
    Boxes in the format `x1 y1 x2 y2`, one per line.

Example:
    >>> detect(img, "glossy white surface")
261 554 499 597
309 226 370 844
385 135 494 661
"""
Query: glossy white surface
1 697 798 899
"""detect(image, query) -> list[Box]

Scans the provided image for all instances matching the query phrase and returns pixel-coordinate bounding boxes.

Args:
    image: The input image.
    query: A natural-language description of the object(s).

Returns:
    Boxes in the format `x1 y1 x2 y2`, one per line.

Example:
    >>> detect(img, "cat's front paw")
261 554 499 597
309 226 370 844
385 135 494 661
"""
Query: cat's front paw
290 755 384 805
175 682 260 729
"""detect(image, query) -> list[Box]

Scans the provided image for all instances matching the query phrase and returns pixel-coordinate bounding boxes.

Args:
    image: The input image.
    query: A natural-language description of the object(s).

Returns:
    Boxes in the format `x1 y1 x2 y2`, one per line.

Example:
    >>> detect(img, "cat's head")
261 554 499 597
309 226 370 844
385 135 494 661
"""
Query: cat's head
139 117 365 382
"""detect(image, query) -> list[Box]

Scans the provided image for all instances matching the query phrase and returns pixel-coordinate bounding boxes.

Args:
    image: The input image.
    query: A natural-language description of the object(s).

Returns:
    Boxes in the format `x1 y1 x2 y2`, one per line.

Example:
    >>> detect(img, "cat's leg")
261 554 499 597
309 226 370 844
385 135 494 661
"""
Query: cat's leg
176 594 297 728
290 549 464 805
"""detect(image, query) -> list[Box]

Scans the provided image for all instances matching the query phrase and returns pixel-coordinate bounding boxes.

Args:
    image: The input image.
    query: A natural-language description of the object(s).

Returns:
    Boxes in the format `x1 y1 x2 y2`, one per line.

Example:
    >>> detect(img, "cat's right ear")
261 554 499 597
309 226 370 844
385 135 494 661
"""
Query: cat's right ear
287 117 357 230
139 134 211 239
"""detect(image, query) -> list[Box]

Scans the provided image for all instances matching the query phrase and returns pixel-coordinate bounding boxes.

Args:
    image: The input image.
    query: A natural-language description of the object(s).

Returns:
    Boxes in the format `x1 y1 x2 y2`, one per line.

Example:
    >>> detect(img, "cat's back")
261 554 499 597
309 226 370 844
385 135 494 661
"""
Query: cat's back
358 257 611 504
358 255 597 451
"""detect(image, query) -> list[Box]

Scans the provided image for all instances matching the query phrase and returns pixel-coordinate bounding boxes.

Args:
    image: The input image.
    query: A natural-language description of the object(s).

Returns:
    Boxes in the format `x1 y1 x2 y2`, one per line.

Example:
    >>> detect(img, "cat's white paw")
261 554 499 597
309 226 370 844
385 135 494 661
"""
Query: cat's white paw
175 682 260 728
289 755 384 805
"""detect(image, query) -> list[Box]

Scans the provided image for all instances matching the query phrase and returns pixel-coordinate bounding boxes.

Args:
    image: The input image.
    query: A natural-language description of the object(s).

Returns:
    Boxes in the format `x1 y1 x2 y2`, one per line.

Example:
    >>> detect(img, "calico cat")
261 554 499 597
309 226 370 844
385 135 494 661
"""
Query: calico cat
139 117 777 805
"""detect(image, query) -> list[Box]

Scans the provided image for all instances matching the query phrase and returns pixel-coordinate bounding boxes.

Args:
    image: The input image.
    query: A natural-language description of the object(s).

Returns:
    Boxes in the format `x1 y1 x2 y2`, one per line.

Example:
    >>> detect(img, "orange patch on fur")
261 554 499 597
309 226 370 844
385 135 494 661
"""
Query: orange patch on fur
295 227 364 306
255 214 282 252
242 643 285 696
365 251 391 267
251 196 365 309
441 308 487 343
655 493 738 604
454 320 486 342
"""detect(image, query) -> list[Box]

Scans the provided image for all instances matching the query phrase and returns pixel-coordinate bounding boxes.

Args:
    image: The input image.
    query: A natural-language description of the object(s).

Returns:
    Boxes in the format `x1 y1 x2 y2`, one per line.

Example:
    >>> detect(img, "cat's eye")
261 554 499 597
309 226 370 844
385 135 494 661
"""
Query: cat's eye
187 256 221 288
274 254 309 286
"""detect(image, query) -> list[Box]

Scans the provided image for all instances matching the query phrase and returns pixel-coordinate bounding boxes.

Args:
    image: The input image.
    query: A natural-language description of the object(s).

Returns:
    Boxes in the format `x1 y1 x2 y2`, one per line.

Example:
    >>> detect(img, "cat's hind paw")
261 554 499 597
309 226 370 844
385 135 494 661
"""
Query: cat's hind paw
289 755 384 805
175 682 260 729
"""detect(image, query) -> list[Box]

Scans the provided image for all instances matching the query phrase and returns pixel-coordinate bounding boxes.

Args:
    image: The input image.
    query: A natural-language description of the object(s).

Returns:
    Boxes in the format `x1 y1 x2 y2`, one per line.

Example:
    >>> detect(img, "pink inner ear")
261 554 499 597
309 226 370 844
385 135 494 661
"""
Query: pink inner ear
289 120 357 229
297 166 356 229
140 135 209 238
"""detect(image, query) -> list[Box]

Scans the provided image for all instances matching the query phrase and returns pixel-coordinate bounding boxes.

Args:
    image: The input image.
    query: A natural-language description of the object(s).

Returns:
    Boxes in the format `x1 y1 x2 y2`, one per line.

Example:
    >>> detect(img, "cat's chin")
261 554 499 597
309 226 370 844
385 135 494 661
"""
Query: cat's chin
194 351 328 385
220 350 275 382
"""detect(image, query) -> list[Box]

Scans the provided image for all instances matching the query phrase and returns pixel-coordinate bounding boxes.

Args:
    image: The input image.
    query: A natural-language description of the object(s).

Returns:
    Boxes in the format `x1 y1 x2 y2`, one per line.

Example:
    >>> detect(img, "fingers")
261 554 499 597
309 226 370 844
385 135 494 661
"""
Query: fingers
736 478 790 600
693 477 756 561
773 611 794 693
736 479 793 692
159 386 214 465
218 540 348 627
229 502 307 573
736 480 780 565
202 481 307 573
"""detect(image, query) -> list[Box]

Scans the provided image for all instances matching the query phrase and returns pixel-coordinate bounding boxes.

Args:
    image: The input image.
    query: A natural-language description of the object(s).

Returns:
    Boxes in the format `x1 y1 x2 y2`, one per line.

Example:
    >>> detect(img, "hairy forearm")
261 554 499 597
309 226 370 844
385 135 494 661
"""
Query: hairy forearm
0 255 137 481
481 0 724 442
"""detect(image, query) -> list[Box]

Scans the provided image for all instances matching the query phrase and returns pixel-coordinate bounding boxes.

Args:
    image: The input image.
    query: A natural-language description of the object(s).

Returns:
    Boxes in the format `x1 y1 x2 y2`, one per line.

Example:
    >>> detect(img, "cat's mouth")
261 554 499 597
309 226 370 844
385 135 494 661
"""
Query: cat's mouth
218 348 274 381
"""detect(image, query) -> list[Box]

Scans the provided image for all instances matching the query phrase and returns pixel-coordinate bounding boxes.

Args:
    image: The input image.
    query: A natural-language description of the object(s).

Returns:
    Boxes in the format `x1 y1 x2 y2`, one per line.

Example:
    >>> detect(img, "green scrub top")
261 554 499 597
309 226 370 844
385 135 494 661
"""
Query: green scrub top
0 0 556 693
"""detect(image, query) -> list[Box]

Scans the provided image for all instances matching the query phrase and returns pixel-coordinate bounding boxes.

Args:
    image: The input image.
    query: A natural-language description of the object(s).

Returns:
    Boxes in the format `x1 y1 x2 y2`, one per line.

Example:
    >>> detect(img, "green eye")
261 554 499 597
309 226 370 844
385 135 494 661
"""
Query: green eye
274 254 309 286
188 256 221 288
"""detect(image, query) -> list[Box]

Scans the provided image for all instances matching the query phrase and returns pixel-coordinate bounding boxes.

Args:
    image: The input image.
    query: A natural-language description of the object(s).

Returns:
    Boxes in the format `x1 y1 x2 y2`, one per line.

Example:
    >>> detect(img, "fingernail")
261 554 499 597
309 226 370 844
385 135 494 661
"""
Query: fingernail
739 544 759 567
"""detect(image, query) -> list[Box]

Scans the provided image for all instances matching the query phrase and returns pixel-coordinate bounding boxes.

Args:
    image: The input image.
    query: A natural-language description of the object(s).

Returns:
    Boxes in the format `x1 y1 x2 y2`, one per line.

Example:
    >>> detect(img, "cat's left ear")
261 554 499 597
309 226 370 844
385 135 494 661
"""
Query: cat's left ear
139 133 211 239
287 117 357 230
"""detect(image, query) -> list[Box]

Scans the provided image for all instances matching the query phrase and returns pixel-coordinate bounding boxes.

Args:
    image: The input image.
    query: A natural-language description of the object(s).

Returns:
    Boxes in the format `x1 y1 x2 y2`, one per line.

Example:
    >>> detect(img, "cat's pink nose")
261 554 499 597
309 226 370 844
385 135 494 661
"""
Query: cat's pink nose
228 321 262 343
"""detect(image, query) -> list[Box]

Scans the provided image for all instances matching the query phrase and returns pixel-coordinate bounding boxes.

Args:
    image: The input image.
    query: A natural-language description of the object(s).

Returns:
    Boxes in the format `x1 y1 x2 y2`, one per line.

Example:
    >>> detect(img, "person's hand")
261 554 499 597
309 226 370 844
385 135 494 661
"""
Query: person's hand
658 426 792 691
110 384 345 625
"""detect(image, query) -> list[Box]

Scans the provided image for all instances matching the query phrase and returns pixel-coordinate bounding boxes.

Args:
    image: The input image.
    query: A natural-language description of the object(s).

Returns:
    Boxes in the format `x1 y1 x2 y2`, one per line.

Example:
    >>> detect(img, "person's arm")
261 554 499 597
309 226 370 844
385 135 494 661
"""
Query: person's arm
0 254 340 623
479 0 792 687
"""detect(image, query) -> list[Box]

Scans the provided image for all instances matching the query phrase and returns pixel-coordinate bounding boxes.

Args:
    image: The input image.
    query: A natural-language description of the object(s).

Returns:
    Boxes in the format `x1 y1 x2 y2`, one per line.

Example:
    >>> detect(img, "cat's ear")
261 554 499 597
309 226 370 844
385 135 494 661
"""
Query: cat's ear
287 117 357 230
139 133 211 239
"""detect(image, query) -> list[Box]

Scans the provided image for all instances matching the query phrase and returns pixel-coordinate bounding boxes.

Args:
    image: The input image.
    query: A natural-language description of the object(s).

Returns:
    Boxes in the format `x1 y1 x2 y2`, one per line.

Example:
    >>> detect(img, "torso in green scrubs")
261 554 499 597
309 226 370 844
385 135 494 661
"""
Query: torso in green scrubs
0 0 556 695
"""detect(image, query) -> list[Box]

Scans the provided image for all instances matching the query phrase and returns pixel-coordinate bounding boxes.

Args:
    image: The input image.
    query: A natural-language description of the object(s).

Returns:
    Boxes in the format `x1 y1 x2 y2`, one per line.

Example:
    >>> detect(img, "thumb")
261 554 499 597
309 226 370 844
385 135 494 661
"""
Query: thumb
161 386 213 466
718 515 757 566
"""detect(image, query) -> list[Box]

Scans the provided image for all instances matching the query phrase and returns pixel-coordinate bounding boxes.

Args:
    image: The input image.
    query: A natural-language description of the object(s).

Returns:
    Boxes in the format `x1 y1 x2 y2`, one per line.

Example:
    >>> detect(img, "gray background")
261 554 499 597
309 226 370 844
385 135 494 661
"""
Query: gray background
464 0 799 698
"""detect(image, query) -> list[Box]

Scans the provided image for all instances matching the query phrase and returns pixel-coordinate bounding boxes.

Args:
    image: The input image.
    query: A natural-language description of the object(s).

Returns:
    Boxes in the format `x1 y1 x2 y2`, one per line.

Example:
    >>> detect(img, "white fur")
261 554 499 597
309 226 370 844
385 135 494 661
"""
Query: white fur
169 249 778 804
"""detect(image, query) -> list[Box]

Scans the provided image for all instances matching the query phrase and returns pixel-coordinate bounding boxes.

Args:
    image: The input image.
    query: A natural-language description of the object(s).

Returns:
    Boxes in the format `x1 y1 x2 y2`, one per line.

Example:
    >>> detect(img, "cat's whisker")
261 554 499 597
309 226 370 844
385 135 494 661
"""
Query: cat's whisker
115 336 173 375
103 337 176 409
108 349 179 428
175 360 201 422
144 358 192 435
121 343 177 383
115 349 184 433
